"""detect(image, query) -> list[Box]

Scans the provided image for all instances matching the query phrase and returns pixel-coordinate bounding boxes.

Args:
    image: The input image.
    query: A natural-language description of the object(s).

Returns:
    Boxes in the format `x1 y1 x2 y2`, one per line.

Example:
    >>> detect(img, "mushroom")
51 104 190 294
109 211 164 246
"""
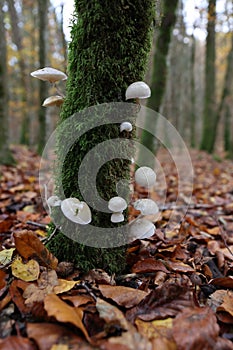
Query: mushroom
42 95 64 107
108 196 127 224
61 198 91 225
30 67 67 83
120 122 133 133
125 81 151 101
111 212 125 223
47 195 61 207
129 219 155 240
108 196 127 212
135 166 156 188
133 198 159 215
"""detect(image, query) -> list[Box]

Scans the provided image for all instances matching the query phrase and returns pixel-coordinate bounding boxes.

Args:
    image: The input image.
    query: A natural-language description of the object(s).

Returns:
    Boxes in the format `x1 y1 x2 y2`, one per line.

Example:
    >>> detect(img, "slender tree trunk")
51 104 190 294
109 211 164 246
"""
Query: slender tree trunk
190 33 196 148
7 0 30 145
47 0 155 274
137 0 178 168
0 1 15 165
37 0 49 155
200 0 216 152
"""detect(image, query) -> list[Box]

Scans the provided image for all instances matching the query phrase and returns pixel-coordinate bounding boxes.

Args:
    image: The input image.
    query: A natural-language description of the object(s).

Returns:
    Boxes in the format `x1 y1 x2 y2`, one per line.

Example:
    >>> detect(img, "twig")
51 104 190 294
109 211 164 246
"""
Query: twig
41 226 58 244
80 282 97 301
26 221 47 229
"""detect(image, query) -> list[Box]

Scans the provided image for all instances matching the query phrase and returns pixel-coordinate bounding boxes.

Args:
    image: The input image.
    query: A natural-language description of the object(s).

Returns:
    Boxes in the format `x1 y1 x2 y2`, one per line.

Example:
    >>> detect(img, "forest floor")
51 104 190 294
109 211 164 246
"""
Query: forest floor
0 145 233 350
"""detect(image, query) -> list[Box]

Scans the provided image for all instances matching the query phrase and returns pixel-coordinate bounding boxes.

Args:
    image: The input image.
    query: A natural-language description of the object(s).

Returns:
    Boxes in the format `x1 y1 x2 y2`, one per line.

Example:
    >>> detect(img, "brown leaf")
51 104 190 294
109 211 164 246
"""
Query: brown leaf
164 260 195 273
62 295 94 307
132 258 169 274
13 230 58 269
0 336 37 350
217 291 233 316
44 293 90 341
96 297 129 330
126 277 193 322
9 279 31 315
172 307 219 350
27 323 83 350
210 276 233 289
0 270 7 291
99 285 148 308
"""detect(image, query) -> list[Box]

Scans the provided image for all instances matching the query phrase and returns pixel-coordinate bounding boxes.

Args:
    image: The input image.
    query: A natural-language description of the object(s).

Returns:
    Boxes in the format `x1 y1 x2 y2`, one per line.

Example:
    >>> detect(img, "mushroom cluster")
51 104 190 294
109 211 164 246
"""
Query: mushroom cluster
31 67 67 108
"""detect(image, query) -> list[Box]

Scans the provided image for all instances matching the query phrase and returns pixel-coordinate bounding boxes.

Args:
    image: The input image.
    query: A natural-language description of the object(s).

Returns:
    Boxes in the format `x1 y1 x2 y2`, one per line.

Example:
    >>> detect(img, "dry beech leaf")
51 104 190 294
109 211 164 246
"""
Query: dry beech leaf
62 295 94 307
217 291 233 316
96 297 129 330
53 279 78 294
164 261 194 273
27 323 84 350
131 258 169 274
13 230 58 269
0 335 37 350
9 279 32 315
172 307 219 350
0 270 7 291
11 256 39 282
23 270 59 305
44 293 90 341
0 248 15 266
210 276 233 289
99 285 148 308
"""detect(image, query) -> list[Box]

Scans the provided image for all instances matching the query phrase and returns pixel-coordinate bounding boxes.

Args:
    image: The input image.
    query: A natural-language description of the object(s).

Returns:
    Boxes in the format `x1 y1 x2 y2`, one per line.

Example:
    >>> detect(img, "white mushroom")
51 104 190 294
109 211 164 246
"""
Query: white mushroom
120 122 133 133
30 67 67 83
42 95 64 107
133 199 159 215
135 166 156 188
129 219 155 240
125 81 151 100
61 198 91 225
111 212 125 223
108 196 127 212
47 195 61 207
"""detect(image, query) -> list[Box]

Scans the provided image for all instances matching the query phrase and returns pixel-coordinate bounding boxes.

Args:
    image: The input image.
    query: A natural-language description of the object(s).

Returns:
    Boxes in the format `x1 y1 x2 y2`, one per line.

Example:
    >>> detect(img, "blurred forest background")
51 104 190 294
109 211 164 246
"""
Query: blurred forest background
0 0 233 161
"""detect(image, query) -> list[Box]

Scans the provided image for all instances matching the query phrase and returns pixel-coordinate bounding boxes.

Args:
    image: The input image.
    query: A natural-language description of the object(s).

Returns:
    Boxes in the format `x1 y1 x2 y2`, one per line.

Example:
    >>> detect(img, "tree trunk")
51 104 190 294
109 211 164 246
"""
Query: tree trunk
47 0 155 274
0 1 15 165
200 0 216 152
137 0 178 168
37 0 49 155
7 0 30 145
190 33 196 148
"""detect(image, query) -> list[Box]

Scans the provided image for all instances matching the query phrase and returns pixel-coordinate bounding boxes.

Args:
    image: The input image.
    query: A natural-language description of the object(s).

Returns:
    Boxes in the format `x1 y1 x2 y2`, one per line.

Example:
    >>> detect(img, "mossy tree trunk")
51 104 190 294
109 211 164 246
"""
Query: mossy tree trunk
47 0 155 274
0 1 15 165
200 0 216 153
137 0 178 168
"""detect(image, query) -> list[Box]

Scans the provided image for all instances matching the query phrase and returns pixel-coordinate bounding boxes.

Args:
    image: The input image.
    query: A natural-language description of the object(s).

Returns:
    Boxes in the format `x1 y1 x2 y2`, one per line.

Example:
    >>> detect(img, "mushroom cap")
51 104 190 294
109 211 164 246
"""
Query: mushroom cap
30 67 67 83
135 166 156 188
61 198 91 225
42 95 64 107
125 81 151 100
108 196 127 212
120 122 133 132
133 199 159 215
111 212 125 223
47 195 61 207
129 219 155 240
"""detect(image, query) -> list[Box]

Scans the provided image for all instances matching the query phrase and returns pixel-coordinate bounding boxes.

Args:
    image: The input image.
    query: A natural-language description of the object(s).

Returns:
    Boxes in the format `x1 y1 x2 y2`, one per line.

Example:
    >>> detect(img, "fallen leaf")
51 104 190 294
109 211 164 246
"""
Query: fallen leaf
9 279 31 315
99 285 148 308
13 230 58 269
62 295 94 307
27 323 83 350
53 279 78 294
0 248 15 266
0 336 37 350
164 261 195 273
11 256 40 281
44 293 90 341
131 258 169 274
217 291 233 316
96 297 129 331
0 270 7 291
210 276 233 289
172 307 219 350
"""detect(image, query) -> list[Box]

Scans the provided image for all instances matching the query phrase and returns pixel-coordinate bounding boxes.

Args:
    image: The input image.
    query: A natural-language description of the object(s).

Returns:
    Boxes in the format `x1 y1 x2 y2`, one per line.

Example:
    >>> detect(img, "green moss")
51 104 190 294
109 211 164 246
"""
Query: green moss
47 0 155 274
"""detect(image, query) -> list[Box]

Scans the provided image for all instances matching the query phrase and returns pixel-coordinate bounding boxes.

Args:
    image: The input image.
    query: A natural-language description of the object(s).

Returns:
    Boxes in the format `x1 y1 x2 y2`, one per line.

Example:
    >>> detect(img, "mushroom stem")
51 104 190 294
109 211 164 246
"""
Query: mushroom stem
53 82 65 98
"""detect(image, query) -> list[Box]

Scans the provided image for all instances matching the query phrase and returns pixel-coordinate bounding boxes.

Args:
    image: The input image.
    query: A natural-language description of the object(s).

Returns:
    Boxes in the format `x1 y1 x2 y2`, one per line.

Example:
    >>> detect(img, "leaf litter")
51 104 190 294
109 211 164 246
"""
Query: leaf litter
0 146 233 349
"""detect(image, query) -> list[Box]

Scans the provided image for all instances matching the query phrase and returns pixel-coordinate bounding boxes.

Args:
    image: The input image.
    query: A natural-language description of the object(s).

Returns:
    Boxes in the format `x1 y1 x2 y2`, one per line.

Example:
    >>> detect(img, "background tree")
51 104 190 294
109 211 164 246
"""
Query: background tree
138 0 179 168
37 0 49 155
47 0 155 274
0 0 15 165
200 0 217 152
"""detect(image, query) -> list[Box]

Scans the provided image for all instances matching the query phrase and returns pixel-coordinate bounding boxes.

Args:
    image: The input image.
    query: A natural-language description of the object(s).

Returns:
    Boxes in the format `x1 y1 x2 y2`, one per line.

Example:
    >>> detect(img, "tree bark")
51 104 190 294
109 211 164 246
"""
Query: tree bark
200 0 216 152
137 0 179 168
0 1 15 165
37 0 49 155
7 0 30 145
47 0 155 274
